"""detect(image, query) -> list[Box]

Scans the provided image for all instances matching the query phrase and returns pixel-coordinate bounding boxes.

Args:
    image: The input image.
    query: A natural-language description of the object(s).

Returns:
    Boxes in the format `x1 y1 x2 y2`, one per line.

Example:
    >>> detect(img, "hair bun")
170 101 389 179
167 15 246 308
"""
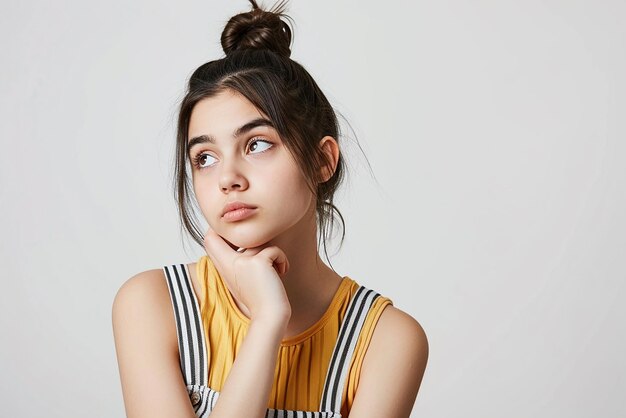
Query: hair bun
221 0 293 58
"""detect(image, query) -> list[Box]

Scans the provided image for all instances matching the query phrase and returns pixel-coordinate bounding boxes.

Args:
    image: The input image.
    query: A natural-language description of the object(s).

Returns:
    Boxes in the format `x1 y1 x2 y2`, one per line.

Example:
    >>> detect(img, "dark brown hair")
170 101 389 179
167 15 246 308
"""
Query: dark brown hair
173 0 348 261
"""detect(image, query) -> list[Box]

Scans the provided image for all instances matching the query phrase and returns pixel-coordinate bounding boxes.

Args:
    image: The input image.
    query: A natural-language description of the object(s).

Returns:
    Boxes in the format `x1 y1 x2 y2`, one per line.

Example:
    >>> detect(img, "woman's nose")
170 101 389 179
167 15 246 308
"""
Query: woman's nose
218 161 249 192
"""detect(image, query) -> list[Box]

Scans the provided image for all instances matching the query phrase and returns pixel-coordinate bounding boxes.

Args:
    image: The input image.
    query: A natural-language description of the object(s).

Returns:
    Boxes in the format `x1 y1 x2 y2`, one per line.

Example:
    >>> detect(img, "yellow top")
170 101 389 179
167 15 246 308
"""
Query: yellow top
196 255 393 416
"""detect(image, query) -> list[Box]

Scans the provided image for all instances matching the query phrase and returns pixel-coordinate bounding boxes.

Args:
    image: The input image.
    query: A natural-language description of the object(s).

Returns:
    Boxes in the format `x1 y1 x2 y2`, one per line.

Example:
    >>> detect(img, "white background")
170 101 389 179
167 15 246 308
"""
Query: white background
1 0 625 417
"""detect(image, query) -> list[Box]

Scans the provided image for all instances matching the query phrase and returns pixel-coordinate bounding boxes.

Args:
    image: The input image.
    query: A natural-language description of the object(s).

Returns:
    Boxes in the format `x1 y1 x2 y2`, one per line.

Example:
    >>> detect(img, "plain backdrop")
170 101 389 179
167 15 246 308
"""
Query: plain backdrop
1 0 625 417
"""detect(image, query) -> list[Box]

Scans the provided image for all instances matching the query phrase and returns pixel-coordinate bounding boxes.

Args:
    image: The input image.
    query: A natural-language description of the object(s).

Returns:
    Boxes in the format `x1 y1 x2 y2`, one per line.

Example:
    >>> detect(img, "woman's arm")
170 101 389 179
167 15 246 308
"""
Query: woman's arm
346 306 429 418
210 314 287 417
112 269 288 418
112 269 197 417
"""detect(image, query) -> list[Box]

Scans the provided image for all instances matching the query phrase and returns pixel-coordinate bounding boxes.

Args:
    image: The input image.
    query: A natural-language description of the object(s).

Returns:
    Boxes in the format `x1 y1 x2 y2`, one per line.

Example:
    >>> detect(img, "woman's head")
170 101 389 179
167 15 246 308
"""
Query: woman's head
174 0 345 257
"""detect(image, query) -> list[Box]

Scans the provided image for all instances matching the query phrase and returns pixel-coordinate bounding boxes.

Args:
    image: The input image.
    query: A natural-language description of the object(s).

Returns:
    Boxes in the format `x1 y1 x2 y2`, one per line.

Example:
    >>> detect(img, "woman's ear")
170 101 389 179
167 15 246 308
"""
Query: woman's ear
318 136 340 183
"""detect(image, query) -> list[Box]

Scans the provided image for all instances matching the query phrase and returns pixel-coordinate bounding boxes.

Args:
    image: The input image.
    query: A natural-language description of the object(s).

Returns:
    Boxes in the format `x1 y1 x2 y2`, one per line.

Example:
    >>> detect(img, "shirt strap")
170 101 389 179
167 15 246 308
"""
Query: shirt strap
163 263 208 386
319 286 382 414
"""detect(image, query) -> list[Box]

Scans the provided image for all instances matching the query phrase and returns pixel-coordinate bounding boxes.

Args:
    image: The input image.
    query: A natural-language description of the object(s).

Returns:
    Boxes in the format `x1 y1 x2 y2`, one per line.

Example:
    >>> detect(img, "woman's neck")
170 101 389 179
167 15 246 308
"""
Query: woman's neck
266 205 344 339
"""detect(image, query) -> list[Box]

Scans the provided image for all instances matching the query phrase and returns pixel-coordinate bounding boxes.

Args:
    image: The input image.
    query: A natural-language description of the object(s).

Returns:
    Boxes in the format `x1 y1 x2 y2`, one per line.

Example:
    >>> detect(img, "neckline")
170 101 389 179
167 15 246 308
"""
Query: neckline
200 255 352 347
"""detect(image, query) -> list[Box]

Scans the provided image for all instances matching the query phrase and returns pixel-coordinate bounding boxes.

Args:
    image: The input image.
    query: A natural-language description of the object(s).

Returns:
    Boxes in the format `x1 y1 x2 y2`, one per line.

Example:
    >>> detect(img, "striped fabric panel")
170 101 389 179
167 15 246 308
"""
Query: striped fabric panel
187 383 343 418
319 286 380 413
182 263 209 385
163 264 208 386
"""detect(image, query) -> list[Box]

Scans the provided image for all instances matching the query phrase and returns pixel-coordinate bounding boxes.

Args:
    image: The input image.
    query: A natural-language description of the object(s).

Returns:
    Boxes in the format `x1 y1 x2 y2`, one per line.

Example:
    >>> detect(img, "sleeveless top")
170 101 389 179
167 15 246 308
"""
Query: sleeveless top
163 256 393 417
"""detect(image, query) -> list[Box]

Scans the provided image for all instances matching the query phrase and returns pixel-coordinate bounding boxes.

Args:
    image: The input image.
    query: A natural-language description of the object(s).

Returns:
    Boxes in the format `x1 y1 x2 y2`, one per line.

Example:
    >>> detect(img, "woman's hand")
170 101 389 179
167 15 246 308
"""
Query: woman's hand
203 227 292 323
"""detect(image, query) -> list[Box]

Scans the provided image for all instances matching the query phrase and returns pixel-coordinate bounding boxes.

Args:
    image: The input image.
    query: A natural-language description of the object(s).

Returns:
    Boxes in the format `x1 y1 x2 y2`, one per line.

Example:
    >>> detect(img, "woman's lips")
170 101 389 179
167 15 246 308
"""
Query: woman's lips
222 207 257 222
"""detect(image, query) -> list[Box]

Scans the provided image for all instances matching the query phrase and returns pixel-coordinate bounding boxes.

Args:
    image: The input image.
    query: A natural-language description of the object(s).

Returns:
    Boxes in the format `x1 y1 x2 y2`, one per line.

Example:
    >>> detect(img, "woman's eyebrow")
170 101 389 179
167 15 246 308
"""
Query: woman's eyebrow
187 117 274 153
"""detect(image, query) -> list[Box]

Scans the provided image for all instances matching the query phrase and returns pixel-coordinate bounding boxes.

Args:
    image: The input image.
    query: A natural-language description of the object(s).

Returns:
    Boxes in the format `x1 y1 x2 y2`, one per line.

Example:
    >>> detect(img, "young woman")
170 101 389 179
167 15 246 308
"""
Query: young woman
112 1 428 417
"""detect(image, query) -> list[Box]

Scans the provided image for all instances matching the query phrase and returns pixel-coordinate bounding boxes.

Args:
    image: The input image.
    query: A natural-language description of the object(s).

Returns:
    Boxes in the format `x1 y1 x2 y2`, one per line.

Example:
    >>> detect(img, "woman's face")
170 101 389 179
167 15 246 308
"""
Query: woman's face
187 89 315 249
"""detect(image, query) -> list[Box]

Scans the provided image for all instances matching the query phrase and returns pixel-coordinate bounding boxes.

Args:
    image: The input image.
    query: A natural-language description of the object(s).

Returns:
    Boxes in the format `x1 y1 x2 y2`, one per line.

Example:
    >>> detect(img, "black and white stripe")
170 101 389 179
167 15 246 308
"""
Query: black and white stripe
163 264 208 386
263 410 338 418
319 286 380 414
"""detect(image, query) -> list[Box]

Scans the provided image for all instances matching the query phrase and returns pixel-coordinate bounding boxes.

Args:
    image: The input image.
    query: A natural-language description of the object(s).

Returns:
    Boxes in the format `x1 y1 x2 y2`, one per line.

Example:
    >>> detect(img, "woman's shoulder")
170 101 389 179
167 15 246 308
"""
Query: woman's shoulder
376 305 428 346
364 303 428 379
347 279 428 363
113 259 201 304
112 268 174 329
112 260 204 314
113 267 169 306
112 267 180 360
349 278 428 365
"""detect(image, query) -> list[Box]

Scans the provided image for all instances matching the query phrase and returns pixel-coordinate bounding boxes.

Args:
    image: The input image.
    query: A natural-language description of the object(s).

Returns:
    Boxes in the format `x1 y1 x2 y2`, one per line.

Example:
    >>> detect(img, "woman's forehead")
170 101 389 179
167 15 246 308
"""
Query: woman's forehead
189 92 271 137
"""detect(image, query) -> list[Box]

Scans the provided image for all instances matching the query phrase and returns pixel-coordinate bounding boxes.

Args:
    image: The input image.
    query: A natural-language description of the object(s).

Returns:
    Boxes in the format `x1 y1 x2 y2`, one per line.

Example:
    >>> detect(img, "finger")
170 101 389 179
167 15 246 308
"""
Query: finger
203 227 238 264
258 247 289 276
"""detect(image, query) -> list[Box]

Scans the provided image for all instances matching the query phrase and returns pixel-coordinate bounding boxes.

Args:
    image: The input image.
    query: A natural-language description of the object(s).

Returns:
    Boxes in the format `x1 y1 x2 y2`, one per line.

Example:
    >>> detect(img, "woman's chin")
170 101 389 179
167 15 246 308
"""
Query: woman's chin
222 233 269 251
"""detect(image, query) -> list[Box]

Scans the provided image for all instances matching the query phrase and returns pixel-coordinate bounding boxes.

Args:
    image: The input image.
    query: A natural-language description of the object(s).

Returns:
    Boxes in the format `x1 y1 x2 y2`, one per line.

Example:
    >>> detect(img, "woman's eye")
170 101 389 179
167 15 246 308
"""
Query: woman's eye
194 153 217 169
248 139 273 154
